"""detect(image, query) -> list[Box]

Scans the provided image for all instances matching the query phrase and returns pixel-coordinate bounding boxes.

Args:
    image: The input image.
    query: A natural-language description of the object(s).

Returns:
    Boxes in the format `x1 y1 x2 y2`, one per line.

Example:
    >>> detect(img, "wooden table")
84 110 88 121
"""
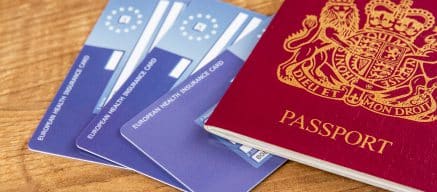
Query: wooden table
0 0 385 191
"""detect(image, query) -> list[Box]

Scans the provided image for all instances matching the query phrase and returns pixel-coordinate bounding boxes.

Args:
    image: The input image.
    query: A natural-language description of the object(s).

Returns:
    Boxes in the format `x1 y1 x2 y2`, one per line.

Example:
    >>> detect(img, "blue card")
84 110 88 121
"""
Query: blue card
76 1 267 189
121 19 286 192
29 0 189 168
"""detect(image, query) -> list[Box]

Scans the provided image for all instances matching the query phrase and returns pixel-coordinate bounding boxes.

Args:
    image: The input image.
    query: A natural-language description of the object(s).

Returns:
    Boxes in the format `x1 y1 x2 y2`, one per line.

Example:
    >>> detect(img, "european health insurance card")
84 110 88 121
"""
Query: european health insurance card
76 1 266 190
29 0 190 185
121 19 286 192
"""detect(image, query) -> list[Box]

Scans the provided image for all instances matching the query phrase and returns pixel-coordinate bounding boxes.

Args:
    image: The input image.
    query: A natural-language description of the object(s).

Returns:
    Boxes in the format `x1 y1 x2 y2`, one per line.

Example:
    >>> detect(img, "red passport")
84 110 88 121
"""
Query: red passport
205 0 437 191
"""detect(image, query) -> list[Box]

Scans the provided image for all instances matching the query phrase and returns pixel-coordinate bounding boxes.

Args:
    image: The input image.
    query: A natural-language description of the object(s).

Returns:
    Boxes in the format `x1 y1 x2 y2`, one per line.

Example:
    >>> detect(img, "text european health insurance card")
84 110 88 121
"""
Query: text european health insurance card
76 0 266 187
29 0 189 171
121 19 286 192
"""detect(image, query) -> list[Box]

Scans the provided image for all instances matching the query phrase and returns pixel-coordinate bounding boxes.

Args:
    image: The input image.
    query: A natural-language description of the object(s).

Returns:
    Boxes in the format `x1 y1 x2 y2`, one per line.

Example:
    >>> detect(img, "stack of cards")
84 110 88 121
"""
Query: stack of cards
29 0 286 191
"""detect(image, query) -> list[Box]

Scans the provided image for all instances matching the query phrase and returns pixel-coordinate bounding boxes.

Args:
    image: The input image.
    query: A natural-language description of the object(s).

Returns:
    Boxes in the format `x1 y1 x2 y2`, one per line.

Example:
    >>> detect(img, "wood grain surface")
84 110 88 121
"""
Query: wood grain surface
0 0 386 191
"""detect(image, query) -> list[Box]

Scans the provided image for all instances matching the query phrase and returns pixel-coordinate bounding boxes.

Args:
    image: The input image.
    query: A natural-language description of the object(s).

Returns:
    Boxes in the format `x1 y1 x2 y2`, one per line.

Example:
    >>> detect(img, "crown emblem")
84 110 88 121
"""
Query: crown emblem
327 0 355 5
365 0 435 41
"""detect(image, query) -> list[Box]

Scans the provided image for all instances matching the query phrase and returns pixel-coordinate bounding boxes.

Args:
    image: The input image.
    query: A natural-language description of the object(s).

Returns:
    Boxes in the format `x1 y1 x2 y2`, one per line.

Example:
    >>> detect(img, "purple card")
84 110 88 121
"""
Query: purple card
121 19 286 192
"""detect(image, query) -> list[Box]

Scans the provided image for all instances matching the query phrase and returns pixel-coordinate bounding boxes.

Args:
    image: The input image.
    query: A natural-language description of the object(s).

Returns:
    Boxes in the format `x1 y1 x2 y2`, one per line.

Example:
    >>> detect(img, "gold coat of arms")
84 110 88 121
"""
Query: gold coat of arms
278 0 437 122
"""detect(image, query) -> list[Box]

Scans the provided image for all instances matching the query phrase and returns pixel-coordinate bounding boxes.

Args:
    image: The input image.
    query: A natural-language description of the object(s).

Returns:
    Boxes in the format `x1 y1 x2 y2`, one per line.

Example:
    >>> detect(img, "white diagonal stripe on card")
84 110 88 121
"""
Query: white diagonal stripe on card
107 0 170 104
192 12 249 74
150 1 186 51
234 17 262 44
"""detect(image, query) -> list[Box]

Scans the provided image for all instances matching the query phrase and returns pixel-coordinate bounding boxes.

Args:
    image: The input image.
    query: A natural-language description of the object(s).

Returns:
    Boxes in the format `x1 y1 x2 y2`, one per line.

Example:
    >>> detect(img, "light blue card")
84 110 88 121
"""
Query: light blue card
76 0 267 191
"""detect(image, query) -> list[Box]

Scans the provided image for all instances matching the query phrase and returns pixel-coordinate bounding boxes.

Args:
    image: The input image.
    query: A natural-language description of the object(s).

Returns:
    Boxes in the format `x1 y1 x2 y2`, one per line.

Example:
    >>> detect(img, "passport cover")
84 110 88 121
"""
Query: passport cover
206 0 437 191
76 0 266 190
120 20 286 192
28 0 192 167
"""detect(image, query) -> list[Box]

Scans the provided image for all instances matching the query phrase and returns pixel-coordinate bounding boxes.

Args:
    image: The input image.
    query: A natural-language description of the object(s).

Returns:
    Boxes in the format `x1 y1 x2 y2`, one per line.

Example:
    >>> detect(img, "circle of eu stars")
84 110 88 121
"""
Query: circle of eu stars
105 6 144 34
180 13 219 41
